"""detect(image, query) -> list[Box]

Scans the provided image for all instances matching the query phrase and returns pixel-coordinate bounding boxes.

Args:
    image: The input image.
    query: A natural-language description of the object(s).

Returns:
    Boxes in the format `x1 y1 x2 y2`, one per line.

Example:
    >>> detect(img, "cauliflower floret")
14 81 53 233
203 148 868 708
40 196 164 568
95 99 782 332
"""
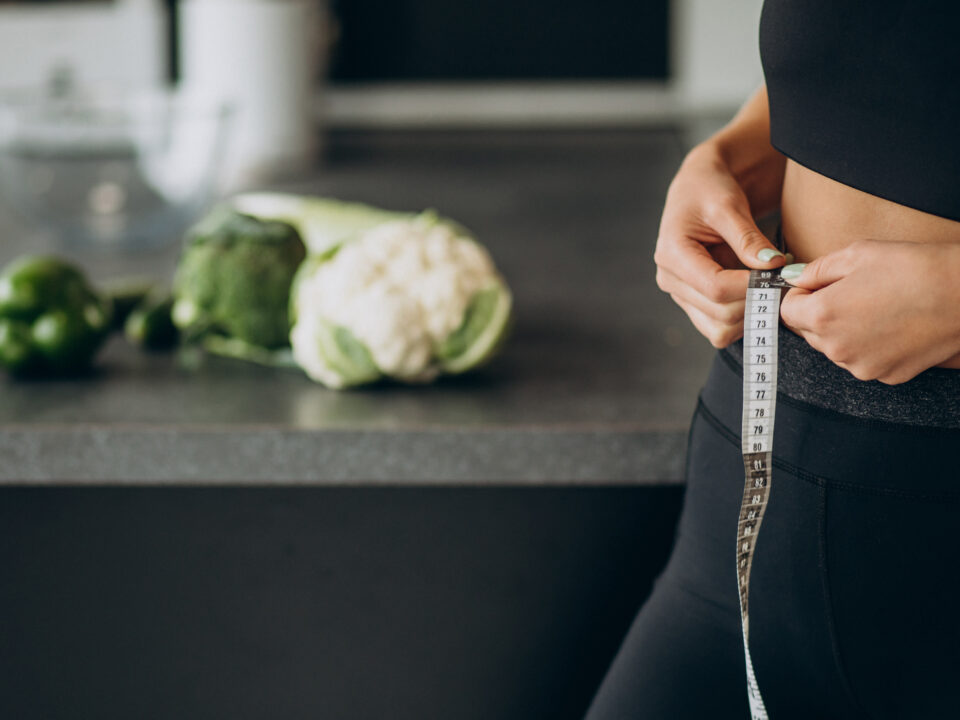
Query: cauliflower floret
290 216 502 386
331 284 434 382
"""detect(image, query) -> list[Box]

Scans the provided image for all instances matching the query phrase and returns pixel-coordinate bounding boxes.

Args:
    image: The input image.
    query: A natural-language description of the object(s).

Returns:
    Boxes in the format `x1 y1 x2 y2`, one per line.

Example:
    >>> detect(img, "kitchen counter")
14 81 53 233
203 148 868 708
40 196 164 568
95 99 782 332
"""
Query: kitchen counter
0 129 707 720
0 129 714 484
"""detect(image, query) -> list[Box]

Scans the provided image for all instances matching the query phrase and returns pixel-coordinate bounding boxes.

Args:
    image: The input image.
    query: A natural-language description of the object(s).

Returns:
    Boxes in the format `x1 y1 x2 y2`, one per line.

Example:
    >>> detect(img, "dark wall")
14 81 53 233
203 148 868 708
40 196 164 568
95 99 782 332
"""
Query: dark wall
0 486 682 720
330 0 670 81
162 0 670 83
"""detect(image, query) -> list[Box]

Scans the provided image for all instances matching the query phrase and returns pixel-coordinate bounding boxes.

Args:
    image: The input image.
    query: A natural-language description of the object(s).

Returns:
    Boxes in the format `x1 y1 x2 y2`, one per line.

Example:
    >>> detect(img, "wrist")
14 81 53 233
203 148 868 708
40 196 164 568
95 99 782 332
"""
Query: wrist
682 136 784 219
681 140 727 174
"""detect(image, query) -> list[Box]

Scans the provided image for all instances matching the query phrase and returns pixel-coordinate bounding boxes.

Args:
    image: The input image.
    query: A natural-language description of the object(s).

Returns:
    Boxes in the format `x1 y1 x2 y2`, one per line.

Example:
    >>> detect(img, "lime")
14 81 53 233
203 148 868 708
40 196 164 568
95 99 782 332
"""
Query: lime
124 295 179 352
100 276 155 330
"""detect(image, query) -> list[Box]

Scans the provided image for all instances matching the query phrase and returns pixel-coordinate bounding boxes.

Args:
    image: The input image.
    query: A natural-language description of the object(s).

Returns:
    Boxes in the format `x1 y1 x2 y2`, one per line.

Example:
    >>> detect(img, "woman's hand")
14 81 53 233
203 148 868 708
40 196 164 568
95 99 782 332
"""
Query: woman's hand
655 143 787 348
780 240 960 384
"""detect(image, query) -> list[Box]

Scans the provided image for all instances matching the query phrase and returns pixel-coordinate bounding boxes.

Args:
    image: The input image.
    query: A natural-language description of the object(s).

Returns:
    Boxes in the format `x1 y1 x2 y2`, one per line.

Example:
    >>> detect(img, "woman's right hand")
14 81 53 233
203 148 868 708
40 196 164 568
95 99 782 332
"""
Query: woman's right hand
654 142 787 348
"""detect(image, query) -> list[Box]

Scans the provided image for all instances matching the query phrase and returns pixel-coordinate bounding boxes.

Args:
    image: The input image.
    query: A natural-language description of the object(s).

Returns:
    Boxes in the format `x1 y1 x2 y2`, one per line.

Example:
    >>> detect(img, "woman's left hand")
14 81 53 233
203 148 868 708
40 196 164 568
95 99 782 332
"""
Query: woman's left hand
780 239 960 384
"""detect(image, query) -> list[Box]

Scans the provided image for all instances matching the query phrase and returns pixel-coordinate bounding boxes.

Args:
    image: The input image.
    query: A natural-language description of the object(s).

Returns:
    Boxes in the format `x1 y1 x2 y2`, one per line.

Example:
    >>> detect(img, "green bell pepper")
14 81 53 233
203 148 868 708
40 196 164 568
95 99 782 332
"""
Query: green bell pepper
0 256 112 376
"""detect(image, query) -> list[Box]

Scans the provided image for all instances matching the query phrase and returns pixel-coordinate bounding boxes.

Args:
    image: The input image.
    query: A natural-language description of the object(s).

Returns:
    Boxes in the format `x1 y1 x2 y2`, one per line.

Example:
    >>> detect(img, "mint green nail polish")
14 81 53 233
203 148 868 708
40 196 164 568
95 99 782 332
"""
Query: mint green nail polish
781 263 807 281
784 252 795 264
757 248 784 262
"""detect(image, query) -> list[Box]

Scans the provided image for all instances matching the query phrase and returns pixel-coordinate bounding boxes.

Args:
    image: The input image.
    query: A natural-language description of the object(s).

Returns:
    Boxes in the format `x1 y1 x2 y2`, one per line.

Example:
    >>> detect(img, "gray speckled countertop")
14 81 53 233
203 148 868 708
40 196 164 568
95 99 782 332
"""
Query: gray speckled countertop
0 129 714 484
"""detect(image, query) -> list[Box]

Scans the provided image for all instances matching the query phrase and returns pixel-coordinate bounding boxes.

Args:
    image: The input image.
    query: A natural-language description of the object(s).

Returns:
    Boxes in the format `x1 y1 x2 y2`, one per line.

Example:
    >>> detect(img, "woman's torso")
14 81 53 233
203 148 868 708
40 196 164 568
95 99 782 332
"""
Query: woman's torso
779 161 960 263
759 0 960 260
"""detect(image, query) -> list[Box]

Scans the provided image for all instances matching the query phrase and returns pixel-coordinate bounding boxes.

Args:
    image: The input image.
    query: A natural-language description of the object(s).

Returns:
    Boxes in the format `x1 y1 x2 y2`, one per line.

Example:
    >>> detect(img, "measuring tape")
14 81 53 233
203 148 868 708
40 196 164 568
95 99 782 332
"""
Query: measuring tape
738 267 792 720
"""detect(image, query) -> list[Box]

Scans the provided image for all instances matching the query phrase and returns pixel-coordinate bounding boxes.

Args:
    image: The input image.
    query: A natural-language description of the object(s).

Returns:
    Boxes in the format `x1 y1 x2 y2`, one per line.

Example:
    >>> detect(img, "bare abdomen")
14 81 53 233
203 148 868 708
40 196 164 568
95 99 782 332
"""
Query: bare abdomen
779 160 960 262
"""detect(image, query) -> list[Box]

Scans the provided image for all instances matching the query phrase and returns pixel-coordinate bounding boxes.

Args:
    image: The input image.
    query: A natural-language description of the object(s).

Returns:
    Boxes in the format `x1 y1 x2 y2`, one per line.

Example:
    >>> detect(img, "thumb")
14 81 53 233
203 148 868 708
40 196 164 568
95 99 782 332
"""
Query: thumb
782 250 848 291
709 201 785 269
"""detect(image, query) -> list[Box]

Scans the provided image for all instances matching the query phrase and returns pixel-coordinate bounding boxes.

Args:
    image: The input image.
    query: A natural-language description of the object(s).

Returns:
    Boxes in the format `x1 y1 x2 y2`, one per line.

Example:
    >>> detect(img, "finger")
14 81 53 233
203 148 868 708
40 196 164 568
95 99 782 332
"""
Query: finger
709 242 745 270
673 294 744 348
782 249 851 291
801 333 858 378
658 234 751 304
658 266 745 325
779 287 819 333
707 199 785 269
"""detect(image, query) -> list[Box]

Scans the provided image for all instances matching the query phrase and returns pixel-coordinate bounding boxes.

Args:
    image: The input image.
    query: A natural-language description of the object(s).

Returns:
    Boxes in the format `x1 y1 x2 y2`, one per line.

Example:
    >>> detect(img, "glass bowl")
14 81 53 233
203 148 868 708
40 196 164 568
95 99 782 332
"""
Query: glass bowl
0 87 232 250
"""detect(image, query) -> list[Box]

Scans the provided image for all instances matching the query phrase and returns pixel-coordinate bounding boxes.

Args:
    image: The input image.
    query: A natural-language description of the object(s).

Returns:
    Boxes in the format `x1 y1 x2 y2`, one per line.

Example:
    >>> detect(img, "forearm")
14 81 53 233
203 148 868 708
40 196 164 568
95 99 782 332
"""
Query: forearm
689 86 786 218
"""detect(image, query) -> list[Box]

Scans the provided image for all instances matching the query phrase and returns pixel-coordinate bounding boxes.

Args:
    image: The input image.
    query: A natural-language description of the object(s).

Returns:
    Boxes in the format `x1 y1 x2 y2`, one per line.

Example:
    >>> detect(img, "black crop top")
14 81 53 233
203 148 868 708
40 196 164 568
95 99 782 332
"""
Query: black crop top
759 0 960 221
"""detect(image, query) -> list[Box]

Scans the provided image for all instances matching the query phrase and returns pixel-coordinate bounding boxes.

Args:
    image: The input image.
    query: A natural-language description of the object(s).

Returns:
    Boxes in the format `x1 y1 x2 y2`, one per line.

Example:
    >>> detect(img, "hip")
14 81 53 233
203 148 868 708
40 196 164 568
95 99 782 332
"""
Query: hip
674 353 960 717
725 326 960 430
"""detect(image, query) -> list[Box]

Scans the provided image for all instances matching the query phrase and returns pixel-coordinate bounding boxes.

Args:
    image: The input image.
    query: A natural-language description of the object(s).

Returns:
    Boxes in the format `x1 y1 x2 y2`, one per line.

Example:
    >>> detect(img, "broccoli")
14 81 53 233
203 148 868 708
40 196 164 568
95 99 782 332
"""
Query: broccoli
172 208 306 352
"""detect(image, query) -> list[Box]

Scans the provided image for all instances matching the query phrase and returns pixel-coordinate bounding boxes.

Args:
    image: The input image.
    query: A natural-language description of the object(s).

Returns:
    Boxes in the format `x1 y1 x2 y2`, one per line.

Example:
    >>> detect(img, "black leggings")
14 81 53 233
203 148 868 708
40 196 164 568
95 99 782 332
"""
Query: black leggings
585 350 960 719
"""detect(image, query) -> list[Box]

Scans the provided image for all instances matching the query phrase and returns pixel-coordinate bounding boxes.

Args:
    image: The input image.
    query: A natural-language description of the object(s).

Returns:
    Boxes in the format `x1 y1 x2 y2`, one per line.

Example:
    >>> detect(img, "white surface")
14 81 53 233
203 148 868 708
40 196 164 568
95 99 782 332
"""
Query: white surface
324 82 676 128
672 0 766 111
0 0 166 90
179 0 323 188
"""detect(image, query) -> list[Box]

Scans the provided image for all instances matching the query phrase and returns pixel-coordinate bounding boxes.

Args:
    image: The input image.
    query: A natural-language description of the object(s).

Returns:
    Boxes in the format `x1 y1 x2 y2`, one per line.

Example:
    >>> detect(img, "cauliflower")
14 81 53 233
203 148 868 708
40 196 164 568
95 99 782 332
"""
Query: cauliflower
290 214 511 388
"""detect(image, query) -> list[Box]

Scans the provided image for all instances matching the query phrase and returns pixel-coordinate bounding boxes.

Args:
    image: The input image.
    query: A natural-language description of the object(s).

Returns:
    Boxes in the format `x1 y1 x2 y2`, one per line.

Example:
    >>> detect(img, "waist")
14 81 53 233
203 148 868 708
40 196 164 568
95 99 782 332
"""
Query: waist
702 348 960 493
725 327 960 429
779 160 960 262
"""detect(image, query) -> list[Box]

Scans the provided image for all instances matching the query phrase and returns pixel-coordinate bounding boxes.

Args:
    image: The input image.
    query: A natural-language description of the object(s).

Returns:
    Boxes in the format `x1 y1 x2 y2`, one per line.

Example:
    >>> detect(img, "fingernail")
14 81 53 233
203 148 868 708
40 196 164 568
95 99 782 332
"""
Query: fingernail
784 252 795 264
780 263 807 281
757 248 784 262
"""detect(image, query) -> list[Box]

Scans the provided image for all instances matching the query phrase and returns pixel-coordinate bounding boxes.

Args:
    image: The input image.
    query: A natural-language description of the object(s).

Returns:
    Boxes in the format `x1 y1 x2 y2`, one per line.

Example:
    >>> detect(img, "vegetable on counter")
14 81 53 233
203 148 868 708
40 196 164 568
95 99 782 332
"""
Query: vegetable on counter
231 193 416 256
171 208 306 357
101 277 155 331
124 292 179 352
288 212 512 389
0 256 112 376
0 194 512 387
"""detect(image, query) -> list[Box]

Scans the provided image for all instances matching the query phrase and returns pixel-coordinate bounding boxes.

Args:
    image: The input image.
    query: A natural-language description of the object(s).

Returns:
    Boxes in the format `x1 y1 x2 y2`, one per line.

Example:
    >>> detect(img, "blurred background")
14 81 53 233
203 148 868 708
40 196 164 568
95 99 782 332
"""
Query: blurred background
0 0 764 262
0 0 763 189
0 0 763 114
0 0 764 118
0 2 765 719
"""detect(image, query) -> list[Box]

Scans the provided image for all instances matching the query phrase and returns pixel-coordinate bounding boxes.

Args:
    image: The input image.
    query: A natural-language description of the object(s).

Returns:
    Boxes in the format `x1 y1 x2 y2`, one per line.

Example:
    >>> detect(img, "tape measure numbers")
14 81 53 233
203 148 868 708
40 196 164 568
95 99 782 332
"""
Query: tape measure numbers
738 268 792 720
